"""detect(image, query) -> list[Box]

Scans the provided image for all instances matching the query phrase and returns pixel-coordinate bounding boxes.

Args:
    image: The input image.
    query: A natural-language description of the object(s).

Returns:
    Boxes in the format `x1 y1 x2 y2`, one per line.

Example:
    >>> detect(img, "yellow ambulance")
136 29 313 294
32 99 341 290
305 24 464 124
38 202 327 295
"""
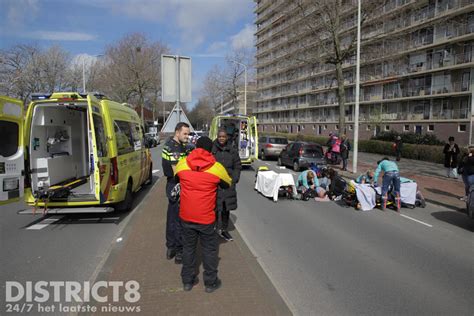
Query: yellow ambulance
0 92 153 213
209 114 258 165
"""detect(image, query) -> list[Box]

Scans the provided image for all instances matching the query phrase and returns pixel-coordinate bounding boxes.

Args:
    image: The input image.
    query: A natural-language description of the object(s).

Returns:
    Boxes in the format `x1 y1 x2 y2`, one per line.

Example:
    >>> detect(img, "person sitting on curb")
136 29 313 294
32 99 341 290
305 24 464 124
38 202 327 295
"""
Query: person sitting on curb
297 169 326 198
175 136 232 293
374 157 401 212
356 169 375 184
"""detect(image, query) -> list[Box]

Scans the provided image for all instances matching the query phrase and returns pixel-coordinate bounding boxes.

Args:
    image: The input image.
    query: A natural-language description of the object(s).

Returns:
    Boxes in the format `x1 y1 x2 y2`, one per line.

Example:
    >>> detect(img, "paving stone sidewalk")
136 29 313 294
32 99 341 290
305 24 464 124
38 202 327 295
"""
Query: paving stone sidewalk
89 179 291 316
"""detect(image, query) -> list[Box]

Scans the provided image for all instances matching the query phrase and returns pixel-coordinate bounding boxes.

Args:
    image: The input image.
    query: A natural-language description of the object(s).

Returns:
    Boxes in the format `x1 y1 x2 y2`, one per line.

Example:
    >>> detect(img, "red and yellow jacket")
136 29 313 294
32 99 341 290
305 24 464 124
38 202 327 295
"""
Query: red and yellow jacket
175 148 232 224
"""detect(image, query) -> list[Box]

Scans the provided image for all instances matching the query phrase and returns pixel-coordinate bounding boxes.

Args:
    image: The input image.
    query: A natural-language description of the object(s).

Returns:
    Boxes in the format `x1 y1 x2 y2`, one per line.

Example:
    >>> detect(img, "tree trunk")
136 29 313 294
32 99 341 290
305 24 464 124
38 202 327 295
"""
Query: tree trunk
333 0 345 134
335 60 346 134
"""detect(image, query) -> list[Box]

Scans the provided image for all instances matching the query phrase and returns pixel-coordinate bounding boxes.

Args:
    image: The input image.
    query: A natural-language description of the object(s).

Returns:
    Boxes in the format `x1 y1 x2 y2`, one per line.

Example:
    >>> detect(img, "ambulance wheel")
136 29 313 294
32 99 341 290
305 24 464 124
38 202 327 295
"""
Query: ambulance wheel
115 181 133 212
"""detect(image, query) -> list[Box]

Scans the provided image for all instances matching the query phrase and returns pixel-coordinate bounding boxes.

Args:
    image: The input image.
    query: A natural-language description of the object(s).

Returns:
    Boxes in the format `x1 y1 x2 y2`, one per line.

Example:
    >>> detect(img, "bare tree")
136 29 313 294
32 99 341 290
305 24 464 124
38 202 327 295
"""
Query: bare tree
188 97 214 130
91 33 169 114
38 45 70 93
295 0 385 133
0 44 70 103
202 48 255 114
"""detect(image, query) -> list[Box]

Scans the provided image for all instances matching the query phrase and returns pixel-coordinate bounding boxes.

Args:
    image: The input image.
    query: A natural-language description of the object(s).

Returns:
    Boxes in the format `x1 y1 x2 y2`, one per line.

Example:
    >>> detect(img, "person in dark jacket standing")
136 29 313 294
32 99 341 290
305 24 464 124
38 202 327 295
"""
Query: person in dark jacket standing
340 134 351 171
175 136 232 293
443 136 460 178
458 145 474 201
212 128 242 241
393 135 403 161
161 122 190 264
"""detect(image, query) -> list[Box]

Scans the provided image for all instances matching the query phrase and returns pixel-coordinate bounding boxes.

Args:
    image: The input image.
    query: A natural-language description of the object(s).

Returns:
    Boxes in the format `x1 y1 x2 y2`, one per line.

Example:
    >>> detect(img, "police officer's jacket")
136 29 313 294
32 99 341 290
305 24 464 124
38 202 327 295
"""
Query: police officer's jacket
161 137 188 182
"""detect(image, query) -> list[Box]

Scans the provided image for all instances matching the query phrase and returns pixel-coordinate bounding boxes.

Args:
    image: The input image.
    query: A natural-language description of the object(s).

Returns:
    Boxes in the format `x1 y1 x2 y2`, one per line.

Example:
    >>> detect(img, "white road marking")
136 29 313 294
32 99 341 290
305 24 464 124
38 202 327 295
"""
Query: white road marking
78 217 120 221
26 216 64 230
152 169 160 174
400 214 433 227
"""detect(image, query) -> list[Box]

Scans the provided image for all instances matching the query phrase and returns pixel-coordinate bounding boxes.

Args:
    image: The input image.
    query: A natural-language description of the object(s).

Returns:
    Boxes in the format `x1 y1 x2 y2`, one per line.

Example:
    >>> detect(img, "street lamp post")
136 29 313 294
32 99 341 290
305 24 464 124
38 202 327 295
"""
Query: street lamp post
231 60 247 115
82 54 104 94
82 58 86 93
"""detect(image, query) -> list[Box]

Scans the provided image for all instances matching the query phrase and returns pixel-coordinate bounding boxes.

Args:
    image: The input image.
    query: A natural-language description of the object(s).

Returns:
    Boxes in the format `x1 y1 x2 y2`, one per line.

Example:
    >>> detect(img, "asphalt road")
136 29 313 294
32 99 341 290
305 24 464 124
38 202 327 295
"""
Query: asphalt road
233 158 474 315
0 145 164 314
2 144 473 315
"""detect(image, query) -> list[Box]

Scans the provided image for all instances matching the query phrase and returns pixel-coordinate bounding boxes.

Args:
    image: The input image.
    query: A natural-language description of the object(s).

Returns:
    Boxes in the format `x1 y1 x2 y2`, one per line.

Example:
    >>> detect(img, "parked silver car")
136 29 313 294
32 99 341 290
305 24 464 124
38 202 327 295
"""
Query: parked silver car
258 136 289 160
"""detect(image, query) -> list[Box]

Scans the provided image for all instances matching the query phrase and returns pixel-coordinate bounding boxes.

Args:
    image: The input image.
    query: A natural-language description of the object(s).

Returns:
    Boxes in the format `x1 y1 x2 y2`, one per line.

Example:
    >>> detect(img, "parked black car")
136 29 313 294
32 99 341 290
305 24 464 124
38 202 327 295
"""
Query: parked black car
278 142 326 171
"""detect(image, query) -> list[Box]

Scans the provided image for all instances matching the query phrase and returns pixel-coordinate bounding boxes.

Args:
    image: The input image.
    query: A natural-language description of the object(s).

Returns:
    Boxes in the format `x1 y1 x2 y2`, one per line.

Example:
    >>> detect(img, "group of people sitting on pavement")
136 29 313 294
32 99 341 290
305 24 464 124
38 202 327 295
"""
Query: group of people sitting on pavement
296 156 409 212
295 166 349 202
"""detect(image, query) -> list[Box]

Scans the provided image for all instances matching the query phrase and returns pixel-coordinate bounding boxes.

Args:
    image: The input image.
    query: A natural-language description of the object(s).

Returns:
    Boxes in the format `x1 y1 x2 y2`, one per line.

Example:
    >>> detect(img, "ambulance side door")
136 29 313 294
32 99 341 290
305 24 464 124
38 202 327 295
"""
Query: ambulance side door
87 95 111 203
249 116 258 160
0 96 24 205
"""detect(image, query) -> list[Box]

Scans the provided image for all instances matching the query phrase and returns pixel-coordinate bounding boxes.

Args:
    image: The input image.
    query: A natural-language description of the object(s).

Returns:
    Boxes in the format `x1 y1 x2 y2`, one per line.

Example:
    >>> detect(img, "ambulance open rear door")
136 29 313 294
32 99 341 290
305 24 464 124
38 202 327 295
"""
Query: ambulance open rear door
0 96 24 205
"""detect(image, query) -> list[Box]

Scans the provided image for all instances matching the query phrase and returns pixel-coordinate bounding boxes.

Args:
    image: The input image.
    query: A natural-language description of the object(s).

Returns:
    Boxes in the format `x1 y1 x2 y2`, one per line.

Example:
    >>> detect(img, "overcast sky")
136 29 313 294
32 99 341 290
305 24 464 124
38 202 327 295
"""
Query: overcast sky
0 0 255 106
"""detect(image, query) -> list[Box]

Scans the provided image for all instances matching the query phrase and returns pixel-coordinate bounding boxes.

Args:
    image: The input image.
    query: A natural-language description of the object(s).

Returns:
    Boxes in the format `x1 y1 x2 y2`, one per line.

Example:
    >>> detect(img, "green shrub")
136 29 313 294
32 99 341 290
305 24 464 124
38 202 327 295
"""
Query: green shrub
260 131 445 164
372 131 444 145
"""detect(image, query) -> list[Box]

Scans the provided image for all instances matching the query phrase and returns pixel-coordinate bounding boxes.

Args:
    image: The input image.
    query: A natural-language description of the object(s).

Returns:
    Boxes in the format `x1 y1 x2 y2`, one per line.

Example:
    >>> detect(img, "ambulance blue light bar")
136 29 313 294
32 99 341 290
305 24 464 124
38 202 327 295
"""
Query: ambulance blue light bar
31 93 52 100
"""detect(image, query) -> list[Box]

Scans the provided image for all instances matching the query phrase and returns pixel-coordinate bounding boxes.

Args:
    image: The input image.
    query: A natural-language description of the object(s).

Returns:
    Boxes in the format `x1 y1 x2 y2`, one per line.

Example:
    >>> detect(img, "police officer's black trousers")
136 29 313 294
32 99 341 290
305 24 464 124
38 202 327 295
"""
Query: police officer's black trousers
181 221 218 286
166 181 182 253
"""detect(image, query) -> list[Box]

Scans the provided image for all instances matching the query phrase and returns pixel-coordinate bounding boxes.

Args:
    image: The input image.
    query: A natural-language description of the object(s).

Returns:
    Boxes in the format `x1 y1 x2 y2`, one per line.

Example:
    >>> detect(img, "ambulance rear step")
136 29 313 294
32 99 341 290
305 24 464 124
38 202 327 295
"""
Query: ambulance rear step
18 207 115 214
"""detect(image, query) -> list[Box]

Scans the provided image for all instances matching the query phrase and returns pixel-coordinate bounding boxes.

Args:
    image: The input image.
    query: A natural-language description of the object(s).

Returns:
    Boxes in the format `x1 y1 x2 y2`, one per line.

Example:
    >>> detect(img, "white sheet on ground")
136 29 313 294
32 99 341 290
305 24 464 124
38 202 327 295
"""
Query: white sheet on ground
355 181 418 211
255 171 297 202
354 182 376 211
374 182 417 205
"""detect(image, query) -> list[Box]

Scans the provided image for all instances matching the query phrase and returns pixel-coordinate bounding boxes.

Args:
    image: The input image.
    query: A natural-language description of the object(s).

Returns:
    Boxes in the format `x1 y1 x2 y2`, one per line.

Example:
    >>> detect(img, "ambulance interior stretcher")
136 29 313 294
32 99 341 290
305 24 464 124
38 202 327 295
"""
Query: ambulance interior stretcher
29 103 96 200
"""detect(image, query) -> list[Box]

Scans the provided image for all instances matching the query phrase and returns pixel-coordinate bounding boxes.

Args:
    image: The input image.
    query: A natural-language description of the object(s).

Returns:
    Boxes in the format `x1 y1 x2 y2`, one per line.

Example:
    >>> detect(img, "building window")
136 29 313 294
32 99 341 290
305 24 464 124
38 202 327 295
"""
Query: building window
367 125 371 131
385 125 390 131
415 125 422 134
348 125 353 130
404 125 409 131
313 125 316 130
459 124 466 132
428 125 434 132
335 125 339 130
324 125 327 130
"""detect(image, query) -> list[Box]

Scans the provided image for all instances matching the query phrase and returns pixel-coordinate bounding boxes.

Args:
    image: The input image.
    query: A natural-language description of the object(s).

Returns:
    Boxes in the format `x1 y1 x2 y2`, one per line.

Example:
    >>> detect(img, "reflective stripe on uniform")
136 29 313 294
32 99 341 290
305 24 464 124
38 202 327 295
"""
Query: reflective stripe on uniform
162 152 178 161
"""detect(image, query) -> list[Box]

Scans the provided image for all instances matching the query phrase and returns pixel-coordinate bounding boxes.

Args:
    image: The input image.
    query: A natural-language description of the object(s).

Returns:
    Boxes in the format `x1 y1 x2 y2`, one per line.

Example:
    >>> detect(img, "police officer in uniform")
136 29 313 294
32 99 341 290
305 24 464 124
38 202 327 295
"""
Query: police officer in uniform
162 122 190 264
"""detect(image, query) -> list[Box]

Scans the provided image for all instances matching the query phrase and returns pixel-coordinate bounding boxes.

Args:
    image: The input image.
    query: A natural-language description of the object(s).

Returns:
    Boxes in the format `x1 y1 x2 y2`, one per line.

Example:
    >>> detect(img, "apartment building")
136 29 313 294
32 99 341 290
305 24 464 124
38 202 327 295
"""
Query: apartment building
254 0 474 144
215 84 257 116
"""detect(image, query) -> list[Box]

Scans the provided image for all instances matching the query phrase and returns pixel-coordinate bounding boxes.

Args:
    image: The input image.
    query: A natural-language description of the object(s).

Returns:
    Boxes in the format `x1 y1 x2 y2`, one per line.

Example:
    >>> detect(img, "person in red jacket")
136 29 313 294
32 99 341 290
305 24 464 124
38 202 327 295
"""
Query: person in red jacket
175 136 232 293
